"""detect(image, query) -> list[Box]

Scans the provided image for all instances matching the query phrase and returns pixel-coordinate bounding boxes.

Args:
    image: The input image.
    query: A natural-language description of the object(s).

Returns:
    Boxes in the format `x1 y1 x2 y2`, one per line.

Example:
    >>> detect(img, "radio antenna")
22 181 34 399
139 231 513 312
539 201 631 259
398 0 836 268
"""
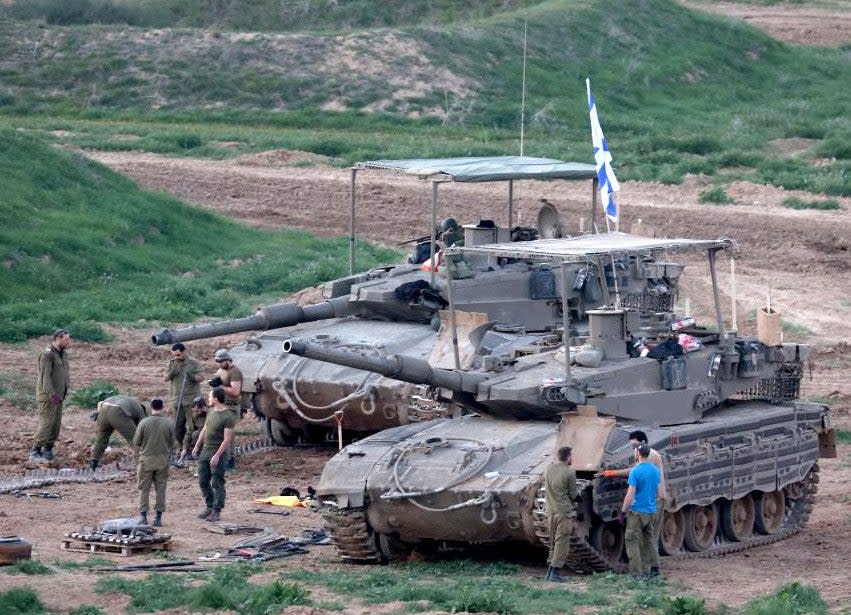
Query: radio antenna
519 20 528 157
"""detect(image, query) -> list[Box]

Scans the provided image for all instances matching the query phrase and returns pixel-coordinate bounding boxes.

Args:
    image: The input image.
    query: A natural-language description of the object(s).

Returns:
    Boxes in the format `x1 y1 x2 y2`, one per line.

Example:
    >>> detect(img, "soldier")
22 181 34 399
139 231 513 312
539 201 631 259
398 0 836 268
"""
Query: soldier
209 349 243 470
89 394 148 470
164 342 204 448
30 328 72 463
544 446 578 582
598 430 666 576
178 396 208 462
133 398 175 527
192 387 235 523
620 444 663 579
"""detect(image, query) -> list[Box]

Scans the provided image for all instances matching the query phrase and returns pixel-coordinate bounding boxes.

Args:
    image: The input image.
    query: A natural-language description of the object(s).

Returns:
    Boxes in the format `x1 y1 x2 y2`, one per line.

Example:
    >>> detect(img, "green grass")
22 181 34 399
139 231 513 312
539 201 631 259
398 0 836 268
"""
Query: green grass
836 429 851 444
698 186 734 204
95 562 309 614
67 380 120 409
0 129 399 342
54 557 114 570
0 0 847 192
0 587 47 614
0 371 36 411
1 560 54 575
781 196 842 210
738 582 827 615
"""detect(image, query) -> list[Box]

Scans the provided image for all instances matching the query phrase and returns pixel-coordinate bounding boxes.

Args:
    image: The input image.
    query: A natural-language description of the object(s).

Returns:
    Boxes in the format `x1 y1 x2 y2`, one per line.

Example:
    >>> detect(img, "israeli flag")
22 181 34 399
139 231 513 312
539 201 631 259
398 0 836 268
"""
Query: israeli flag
586 78 620 227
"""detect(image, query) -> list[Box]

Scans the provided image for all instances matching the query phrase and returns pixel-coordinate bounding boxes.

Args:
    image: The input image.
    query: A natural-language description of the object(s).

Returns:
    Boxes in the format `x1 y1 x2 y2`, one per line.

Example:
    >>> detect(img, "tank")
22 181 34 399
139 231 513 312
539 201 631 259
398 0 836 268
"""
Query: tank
283 232 836 571
152 220 682 443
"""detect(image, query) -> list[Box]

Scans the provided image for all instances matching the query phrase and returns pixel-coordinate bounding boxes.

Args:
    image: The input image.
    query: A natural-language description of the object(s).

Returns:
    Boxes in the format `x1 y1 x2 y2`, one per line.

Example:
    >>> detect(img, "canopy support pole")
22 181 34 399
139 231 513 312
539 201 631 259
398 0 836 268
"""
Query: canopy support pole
560 262 571 383
708 248 728 343
508 179 514 229
446 274 461 370
349 168 357 275
430 181 440 287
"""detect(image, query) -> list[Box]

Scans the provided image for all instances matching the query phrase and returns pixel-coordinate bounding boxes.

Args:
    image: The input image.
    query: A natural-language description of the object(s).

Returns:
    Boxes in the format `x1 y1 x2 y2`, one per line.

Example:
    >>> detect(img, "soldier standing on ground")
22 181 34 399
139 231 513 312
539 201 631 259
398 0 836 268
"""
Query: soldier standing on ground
30 328 72 463
164 343 204 449
179 396 208 462
133 398 174 527
192 387 235 523
209 349 242 469
598 430 667 574
620 444 663 579
544 445 578 582
89 394 148 470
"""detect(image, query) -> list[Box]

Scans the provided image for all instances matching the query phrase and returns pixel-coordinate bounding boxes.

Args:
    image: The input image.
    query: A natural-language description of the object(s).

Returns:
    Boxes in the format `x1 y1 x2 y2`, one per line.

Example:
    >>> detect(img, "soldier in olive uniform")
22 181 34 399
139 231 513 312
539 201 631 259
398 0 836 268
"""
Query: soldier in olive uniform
133 398 175 527
164 342 204 448
192 387 235 523
89 394 148 470
210 349 243 470
179 396 208 462
544 446 578 582
30 328 72 463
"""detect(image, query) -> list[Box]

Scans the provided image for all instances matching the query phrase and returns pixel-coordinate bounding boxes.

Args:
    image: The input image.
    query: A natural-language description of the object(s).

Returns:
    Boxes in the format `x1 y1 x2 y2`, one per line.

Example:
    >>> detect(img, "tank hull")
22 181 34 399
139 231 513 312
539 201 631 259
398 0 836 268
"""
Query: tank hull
318 399 830 569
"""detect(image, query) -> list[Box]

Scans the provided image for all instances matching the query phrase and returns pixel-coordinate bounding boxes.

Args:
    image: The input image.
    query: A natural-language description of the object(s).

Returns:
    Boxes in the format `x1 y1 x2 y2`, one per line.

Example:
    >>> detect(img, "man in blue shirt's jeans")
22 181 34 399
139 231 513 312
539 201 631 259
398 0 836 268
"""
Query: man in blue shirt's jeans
620 444 662 578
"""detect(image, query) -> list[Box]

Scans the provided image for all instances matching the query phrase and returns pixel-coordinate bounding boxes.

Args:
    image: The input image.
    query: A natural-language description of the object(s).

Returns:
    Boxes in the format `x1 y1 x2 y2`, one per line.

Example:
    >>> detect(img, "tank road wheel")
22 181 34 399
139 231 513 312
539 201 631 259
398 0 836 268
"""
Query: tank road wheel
659 509 685 555
754 490 786 535
721 494 755 542
590 521 625 569
263 417 295 446
376 532 412 562
683 503 718 552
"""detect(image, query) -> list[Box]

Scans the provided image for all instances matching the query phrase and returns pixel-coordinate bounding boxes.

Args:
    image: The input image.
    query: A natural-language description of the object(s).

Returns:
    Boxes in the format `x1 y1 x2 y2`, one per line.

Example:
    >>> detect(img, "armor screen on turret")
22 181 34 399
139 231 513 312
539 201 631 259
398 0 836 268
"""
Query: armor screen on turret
449 232 733 261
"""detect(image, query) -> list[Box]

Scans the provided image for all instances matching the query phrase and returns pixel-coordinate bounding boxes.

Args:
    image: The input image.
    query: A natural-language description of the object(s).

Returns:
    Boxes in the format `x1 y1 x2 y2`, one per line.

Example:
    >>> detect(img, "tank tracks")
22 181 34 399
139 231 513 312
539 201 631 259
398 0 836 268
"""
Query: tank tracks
0 437 278 494
321 506 382 562
530 465 820 573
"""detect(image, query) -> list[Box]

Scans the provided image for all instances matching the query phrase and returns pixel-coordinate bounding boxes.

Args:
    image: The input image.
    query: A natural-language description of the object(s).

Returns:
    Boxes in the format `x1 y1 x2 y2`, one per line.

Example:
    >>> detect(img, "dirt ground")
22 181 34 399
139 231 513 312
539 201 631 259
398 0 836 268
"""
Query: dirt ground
2 4 851 613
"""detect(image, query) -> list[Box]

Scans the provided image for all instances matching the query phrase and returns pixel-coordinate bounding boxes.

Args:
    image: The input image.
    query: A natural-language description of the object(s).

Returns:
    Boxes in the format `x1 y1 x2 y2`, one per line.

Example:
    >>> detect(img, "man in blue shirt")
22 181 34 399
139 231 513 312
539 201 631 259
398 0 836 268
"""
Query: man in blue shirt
620 444 662 578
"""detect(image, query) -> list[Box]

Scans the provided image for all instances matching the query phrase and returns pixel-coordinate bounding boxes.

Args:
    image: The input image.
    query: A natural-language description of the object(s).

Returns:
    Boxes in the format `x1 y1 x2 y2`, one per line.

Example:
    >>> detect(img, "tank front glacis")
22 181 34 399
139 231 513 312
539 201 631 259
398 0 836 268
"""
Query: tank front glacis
285 233 835 571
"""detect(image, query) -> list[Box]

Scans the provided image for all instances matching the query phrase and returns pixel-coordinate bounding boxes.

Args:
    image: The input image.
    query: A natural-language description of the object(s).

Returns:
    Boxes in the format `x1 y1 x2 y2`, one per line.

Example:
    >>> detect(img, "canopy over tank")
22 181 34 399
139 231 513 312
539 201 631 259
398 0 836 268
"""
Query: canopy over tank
283 232 836 570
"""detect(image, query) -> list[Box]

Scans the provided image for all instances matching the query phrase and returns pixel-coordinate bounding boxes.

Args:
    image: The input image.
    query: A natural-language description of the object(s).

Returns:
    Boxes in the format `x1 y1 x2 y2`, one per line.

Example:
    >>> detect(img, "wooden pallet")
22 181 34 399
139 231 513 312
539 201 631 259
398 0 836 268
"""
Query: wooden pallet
61 538 171 556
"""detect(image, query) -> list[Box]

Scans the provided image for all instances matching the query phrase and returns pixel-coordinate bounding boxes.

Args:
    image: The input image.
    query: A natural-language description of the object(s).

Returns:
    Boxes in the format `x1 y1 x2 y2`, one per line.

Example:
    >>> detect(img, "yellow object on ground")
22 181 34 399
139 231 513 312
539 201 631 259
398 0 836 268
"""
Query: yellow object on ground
253 495 305 507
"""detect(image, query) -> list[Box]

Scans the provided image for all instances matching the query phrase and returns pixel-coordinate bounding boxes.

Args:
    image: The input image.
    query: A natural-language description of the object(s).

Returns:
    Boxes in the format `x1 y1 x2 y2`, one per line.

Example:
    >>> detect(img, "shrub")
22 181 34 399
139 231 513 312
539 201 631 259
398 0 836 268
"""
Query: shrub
68 380 120 408
663 595 709 615
699 186 733 204
3 560 54 575
0 372 36 411
0 587 46 614
781 197 841 210
740 582 827 615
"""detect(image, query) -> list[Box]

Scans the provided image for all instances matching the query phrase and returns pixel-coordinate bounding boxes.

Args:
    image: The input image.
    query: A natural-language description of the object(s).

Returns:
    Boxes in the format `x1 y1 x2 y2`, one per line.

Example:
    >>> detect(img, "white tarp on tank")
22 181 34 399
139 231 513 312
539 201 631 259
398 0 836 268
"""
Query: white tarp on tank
356 156 597 182
451 231 733 260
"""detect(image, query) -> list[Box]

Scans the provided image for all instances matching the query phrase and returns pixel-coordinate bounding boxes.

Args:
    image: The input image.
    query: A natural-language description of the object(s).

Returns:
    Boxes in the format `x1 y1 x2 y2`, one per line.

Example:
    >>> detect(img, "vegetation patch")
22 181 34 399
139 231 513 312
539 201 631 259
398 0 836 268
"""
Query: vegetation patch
0 129 398 342
95 562 309 614
698 186 734 204
781 196 841 210
1 560 54 575
0 587 47 614
0 371 36 411
67 380 120 409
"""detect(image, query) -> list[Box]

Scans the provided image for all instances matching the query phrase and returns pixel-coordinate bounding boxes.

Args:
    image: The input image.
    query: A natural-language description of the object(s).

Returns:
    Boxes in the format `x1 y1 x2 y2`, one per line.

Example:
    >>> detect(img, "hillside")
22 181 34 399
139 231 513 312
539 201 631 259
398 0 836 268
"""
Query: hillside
0 0 847 193
0 130 396 342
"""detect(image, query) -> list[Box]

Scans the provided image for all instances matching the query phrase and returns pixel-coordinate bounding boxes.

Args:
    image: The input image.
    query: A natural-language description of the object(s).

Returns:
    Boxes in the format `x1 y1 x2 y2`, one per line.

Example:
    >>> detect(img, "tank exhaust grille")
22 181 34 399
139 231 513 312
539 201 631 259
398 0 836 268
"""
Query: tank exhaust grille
732 362 803 403
622 290 675 313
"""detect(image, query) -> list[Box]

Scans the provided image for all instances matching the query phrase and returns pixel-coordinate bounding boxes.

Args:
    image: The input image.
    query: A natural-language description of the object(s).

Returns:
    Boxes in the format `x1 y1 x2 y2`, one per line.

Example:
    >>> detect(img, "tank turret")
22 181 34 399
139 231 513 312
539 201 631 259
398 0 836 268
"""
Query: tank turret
295 233 836 572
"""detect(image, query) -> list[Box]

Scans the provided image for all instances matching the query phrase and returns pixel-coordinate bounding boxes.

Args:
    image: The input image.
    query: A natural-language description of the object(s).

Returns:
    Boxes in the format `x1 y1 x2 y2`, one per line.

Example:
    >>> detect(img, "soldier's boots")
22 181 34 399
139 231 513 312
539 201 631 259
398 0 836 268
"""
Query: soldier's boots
90 459 100 471
28 447 44 463
545 566 568 583
138 512 149 526
645 567 662 580
206 511 221 523
225 457 235 471
197 508 213 520
153 512 163 527
42 447 55 461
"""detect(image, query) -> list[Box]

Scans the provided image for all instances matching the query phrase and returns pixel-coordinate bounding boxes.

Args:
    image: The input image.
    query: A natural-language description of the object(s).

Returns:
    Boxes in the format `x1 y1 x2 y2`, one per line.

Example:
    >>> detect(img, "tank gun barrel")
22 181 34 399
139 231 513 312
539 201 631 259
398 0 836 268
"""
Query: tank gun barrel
283 338 487 394
152 296 356 345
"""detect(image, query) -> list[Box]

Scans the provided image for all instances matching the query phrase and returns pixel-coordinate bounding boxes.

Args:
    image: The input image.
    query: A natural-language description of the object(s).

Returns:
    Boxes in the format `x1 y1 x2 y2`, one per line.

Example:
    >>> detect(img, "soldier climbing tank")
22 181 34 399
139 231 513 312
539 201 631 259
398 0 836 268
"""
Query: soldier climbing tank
283 232 836 570
153 156 682 444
